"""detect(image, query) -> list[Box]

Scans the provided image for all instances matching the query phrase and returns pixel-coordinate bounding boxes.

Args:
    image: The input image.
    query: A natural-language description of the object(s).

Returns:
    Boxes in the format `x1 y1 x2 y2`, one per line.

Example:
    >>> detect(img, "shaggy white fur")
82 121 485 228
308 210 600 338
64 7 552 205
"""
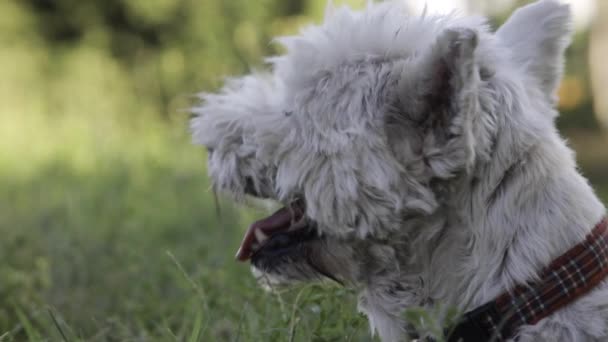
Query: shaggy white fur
191 1 608 341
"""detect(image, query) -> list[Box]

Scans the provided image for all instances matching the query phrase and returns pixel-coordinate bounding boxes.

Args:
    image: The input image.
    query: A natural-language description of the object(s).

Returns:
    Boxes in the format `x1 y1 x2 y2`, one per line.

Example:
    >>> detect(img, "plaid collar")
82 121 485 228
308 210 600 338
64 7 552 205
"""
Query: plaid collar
448 217 608 342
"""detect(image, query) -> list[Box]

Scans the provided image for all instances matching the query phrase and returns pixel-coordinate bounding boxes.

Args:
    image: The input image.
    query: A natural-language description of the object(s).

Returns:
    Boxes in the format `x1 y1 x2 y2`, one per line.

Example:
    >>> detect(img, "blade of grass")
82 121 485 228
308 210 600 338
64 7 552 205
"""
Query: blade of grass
48 307 70 342
166 251 207 303
187 310 203 342
167 251 210 339
288 284 316 342
15 308 40 341
234 302 250 342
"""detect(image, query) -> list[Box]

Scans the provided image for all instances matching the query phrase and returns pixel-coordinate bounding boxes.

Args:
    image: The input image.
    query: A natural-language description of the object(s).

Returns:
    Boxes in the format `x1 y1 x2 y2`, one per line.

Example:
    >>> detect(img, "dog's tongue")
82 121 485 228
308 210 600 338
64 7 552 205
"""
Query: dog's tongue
236 204 303 261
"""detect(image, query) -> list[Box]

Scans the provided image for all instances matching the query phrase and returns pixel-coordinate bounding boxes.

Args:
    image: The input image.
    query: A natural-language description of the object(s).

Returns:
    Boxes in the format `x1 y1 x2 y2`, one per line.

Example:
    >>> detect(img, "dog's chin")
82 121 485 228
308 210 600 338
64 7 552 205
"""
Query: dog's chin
234 197 352 285
250 225 339 284
251 224 318 265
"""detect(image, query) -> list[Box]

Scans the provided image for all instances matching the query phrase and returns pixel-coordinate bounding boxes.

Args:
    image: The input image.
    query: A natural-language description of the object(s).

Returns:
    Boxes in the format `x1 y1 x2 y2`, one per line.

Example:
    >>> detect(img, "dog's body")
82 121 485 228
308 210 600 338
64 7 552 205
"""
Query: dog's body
191 1 608 340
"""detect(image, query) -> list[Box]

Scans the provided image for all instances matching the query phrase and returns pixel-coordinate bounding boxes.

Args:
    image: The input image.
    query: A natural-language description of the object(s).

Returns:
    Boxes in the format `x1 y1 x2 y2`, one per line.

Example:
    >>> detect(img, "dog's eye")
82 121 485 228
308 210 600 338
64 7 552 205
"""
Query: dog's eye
243 176 258 196
284 110 293 117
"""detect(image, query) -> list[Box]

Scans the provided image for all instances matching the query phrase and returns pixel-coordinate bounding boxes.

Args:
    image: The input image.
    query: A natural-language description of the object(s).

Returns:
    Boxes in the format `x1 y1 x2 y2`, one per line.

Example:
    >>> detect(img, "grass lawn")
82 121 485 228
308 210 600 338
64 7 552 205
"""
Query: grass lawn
0 114 371 342
0 115 606 341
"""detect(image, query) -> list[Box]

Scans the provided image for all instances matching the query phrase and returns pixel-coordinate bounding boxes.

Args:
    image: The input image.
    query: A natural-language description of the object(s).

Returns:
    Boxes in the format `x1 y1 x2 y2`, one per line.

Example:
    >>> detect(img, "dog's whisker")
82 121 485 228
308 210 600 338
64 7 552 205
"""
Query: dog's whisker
212 187 221 219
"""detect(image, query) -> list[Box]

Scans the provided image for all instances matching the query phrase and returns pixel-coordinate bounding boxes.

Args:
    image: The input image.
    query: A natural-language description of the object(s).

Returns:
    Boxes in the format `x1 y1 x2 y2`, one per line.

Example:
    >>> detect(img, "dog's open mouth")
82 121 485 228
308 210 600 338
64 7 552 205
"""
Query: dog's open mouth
235 200 314 261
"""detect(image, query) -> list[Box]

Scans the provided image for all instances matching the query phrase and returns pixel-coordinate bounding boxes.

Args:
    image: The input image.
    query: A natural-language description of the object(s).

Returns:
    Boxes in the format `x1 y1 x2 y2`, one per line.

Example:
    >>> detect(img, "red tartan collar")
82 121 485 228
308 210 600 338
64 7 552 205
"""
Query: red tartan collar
448 217 608 342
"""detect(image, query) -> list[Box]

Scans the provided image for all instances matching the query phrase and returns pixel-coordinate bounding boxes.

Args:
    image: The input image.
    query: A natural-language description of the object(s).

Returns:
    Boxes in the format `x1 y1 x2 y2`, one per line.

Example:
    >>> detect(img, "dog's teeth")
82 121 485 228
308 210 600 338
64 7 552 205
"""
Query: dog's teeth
254 228 268 243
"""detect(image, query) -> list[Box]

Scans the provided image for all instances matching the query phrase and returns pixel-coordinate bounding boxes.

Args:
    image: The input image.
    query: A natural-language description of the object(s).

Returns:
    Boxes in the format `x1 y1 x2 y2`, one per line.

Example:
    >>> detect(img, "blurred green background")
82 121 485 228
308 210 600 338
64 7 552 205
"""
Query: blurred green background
0 0 606 341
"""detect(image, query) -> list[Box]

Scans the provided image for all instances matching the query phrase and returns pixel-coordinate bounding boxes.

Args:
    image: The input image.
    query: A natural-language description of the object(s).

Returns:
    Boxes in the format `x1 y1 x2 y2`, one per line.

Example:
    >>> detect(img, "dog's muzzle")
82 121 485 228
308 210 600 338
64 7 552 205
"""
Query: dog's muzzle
235 199 315 261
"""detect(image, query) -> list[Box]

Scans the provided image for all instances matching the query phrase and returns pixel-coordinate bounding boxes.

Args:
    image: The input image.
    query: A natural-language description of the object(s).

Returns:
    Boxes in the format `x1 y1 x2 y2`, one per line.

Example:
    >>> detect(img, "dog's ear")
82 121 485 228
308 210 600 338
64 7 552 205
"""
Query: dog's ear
497 0 572 104
395 28 479 179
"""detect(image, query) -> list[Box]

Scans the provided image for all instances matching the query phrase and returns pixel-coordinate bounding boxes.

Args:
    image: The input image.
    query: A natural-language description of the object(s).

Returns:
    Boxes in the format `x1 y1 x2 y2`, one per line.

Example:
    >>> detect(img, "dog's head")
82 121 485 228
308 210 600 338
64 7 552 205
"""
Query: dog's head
191 0 572 285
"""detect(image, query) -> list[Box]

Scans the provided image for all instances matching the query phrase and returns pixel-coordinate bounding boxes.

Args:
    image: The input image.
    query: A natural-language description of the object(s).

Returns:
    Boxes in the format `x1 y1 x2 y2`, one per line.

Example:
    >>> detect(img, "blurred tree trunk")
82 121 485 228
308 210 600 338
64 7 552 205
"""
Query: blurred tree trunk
589 0 608 130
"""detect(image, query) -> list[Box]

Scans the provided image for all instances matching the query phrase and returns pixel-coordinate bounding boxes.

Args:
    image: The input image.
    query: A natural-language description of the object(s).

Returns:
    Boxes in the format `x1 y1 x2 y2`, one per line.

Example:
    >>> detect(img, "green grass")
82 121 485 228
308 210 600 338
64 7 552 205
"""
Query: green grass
0 114 371 341
0 112 606 341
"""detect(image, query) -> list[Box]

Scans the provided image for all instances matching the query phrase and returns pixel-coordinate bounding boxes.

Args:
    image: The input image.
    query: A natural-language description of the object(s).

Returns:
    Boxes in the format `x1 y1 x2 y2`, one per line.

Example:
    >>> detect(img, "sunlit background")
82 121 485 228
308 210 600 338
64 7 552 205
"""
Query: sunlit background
1 0 606 340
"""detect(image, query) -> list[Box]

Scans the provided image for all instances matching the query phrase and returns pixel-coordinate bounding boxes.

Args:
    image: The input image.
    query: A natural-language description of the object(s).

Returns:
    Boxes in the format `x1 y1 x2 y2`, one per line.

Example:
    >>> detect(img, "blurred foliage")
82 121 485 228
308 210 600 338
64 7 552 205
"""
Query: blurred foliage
0 0 374 340
0 0 605 340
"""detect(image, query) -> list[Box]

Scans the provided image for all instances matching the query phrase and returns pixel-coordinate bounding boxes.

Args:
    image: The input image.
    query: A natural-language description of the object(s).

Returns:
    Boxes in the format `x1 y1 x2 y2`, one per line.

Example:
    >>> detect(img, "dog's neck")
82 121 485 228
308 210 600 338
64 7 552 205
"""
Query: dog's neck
424 105 606 312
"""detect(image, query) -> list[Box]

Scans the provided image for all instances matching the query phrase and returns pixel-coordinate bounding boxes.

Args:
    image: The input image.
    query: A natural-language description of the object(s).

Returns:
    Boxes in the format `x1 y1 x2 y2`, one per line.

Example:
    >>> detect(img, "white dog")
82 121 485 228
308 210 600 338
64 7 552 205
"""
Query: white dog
191 1 608 341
